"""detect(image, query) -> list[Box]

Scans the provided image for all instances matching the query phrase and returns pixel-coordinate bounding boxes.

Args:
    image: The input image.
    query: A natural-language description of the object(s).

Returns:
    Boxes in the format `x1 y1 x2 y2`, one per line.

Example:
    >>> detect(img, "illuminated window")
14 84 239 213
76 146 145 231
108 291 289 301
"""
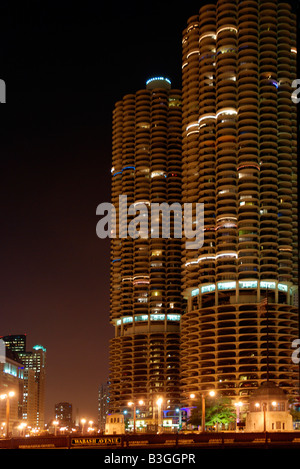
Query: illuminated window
151 291 162 297
134 315 148 322
239 280 257 289
260 281 276 289
167 314 181 321
150 314 165 321
123 317 133 324
151 250 162 257
201 284 215 294
151 170 166 178
218 281 236 290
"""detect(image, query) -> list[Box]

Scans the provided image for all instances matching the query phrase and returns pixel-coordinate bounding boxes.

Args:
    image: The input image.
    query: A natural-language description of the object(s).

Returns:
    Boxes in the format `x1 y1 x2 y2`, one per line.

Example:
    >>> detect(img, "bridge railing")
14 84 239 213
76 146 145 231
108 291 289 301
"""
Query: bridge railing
0 431 299 449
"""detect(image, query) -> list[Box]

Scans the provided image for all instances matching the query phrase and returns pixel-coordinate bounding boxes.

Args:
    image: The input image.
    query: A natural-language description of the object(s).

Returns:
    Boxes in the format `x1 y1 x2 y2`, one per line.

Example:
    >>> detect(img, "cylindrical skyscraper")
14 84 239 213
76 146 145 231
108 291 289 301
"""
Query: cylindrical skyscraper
109 78 182 429
180 0 299 407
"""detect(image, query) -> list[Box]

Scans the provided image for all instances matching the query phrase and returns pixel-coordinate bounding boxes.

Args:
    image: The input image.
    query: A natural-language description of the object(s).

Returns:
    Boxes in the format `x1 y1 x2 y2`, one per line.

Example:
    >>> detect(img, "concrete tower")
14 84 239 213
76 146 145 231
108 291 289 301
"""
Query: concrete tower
109 77 182 429
180 0 299 407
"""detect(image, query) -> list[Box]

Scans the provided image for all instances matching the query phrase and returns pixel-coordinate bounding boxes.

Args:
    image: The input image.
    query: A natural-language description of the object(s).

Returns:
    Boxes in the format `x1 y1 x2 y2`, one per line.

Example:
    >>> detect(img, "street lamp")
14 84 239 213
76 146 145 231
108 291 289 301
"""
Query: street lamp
190 390 215 433
176 407 182 431
0 391 15 437
128 400 144 433
156 397 163 433
234 402 243 432
53 420 59 436
81 418 86 435
0 423 5 437
18 422 27 437
255 402 267 432
88 420 94 433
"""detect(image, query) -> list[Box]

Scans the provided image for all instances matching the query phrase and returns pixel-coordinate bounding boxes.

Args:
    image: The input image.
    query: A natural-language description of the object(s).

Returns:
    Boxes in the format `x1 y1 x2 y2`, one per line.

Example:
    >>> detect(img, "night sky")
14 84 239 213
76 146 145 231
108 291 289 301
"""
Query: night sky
0 0 206 424
1 0 299 426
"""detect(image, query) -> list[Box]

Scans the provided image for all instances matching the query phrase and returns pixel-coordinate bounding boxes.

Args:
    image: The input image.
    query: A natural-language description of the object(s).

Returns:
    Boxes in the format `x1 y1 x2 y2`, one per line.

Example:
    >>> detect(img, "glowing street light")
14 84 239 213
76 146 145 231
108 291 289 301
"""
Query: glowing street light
176 407 182 430
88 420 94 433
81 418 86 434
53 420 59 436
0 391 15 437
0 423 5 437
234 402 243 432
18 422 27 437
128 400 144 433
255 402 267 432
190 390 216 433
156 397 163 433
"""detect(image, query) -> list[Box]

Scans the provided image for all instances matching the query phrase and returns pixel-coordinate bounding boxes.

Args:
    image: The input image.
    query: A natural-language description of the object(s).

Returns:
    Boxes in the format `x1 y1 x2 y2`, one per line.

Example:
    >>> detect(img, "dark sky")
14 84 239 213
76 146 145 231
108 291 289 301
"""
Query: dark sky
1 0 299 426
0 0 205 424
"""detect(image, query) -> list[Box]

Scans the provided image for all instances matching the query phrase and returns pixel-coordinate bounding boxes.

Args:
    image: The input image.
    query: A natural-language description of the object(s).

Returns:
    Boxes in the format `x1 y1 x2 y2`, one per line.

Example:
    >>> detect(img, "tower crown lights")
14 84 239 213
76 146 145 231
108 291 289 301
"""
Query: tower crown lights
146 76 171 89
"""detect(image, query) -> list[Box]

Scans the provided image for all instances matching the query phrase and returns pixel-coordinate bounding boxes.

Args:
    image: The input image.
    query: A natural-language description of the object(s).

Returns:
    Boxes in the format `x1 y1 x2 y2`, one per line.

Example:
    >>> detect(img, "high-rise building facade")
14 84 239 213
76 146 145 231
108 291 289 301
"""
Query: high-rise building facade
55 402 73 427
180 0 299 406
19 345 46 429
98 382 110 432
109 77 182 427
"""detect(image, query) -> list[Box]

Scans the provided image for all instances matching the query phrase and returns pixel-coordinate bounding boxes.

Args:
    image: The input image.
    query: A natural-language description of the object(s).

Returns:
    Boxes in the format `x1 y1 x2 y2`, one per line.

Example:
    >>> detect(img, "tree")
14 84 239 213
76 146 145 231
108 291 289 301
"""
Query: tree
290 409 300 422
205 398 236 430
187 397 236 430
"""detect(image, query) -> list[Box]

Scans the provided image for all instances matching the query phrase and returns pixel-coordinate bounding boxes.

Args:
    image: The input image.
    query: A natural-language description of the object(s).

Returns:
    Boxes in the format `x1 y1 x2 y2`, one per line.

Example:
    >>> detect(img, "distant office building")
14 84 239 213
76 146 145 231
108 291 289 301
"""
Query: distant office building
18 345 46 429
2 336 46 428
98 382 110 432
22 368 38 427
55 402 73 427
1 335 26 354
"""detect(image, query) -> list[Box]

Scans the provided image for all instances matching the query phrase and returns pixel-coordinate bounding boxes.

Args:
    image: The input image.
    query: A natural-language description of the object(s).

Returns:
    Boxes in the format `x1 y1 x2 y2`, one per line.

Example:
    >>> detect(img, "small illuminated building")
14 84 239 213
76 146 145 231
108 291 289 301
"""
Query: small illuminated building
245 381 293 432
105 413 125 435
